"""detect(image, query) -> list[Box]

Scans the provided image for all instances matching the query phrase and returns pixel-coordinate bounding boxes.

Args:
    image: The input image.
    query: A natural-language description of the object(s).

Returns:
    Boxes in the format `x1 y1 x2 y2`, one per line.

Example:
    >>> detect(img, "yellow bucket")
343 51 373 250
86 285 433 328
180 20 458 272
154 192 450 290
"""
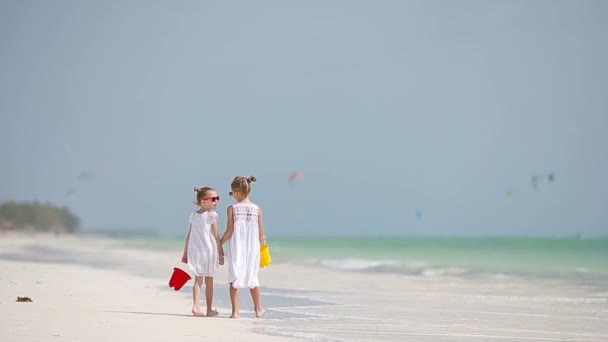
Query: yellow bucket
260 244 272 268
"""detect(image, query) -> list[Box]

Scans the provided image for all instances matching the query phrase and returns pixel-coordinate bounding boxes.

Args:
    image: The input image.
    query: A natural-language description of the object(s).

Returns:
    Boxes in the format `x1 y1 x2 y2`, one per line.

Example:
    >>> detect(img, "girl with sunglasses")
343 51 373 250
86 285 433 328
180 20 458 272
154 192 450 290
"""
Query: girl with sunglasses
220 176 267 318
181 186 225 317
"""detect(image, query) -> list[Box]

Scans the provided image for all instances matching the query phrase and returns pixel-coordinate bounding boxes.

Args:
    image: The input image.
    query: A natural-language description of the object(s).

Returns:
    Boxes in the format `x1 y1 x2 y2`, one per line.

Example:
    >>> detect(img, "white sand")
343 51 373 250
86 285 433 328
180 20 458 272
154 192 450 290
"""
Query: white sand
0 234 296 342
1 233 607 342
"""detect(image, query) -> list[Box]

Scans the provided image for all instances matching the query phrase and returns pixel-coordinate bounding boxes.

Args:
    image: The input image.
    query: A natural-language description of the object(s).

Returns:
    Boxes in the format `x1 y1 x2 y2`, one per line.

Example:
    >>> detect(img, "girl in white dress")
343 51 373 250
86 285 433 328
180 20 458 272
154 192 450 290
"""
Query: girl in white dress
220 176 267 318
181 186 224 317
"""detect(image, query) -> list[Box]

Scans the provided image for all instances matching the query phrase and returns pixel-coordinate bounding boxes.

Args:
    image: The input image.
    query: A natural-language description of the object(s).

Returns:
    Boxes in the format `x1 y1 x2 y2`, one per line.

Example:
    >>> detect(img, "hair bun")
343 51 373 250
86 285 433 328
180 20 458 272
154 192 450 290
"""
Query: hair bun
194 187 200 192
247 176 257 183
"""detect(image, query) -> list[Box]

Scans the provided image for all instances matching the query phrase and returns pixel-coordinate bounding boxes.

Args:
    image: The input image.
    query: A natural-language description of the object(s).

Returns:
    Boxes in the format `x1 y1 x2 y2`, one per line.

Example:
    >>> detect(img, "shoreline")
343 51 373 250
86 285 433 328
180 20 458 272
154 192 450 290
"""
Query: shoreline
2 233 607 341
74 231 608 289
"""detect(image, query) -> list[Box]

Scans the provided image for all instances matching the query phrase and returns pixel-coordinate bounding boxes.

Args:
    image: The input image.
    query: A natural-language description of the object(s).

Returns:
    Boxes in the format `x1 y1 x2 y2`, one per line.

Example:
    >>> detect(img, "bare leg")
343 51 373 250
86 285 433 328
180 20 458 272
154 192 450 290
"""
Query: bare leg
204 276 218 317
229 284 239 318
191 276 204 316
250 287 265 318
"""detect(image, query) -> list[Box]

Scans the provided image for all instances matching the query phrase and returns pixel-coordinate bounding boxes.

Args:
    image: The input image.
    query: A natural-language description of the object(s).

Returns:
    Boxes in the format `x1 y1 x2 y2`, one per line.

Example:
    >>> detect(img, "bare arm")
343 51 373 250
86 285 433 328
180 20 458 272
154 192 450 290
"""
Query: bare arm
212 220 223 255
258 207 267 244
211 219 225 265
182 224 192 262
220 205 234 245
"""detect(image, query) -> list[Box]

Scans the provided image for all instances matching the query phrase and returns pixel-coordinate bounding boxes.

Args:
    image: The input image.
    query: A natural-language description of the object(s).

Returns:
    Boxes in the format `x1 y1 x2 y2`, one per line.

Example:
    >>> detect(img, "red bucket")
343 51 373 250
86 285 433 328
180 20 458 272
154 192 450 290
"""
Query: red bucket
168 266 191 291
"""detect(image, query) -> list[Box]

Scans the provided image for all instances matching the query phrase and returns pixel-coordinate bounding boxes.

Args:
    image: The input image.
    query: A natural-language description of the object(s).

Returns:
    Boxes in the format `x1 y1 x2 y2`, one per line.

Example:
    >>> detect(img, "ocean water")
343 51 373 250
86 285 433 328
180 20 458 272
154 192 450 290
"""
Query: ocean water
117 234 608 285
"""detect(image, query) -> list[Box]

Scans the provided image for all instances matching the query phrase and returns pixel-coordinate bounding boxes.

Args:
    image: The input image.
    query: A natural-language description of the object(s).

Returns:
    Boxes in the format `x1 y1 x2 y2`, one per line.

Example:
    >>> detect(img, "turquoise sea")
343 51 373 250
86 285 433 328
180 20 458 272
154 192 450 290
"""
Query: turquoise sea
115 234 608 285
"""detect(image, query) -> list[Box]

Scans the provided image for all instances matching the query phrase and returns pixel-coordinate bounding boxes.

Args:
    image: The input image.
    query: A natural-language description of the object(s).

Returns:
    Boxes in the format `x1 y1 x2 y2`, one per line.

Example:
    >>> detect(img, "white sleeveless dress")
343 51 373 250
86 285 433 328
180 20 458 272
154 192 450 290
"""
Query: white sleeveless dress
187 210 219 277
227 202 261 289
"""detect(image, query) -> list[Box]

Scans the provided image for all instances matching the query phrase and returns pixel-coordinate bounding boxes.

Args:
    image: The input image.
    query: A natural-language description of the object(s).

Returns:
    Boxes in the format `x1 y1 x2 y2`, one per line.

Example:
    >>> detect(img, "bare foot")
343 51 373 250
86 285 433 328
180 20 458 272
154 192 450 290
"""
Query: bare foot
229 313 239 319
255 308 265 318
192 307 204 317
206 309 219 317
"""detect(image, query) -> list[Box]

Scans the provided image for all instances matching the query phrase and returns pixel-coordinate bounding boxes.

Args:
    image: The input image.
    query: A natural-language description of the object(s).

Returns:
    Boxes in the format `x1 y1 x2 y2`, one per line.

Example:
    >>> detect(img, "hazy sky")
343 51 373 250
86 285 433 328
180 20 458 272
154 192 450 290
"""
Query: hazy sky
2 0 607 236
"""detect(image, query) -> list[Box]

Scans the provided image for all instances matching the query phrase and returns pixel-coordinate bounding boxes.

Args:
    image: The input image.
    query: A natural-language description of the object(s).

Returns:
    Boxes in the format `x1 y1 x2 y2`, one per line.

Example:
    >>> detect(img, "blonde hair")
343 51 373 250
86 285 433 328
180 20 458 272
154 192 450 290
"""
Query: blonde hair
193 186 214 205
230 176 256 195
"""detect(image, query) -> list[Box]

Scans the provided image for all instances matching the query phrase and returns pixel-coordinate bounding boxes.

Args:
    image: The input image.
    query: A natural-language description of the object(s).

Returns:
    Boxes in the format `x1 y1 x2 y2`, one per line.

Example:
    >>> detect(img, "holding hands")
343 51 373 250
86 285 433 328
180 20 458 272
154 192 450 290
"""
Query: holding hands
219 248 225 266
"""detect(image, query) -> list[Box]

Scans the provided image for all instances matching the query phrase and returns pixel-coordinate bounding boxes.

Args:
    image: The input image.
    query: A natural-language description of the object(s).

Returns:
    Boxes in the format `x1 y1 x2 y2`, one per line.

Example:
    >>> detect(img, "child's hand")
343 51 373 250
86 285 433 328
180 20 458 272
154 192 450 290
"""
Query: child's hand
218 249 225 265
181 254 188 263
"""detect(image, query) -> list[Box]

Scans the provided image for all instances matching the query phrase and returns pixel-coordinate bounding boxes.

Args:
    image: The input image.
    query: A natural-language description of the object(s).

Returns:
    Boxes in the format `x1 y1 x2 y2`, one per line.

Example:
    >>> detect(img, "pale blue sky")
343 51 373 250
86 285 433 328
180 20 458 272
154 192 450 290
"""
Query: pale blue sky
2 0 607 236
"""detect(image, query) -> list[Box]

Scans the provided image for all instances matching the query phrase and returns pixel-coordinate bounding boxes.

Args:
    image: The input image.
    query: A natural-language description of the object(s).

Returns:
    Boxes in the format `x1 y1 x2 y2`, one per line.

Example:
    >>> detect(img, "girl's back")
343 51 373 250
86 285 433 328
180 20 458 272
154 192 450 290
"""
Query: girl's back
188 210 219 277
227 202 260 288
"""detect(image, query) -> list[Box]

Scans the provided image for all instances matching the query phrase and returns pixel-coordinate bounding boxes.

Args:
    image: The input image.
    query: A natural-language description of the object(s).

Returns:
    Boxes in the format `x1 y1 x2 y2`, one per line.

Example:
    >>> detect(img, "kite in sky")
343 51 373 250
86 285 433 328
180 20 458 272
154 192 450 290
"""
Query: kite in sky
288 171 304 185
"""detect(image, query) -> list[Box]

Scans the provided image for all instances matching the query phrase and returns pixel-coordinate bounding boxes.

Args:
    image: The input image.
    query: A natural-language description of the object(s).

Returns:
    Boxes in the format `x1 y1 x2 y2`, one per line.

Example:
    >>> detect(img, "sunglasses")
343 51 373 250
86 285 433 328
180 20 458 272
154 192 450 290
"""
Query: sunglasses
202 196 220 202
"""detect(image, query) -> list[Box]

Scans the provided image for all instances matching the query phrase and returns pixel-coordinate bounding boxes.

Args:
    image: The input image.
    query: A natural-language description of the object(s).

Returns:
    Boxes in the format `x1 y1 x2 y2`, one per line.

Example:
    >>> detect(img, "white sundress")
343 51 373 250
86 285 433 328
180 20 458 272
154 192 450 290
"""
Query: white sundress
227 202 261 289
187 210 219 277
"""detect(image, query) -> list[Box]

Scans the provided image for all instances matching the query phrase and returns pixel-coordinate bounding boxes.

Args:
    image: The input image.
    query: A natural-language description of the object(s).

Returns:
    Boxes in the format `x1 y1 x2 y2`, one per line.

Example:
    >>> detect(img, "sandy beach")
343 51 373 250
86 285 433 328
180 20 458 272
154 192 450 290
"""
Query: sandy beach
1 233 607 342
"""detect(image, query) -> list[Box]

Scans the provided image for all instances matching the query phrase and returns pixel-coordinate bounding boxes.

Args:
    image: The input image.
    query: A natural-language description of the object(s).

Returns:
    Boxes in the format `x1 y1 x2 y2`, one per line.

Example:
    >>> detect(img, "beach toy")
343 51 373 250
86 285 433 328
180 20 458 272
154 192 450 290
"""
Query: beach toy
260 244 272 268
168 263 191 291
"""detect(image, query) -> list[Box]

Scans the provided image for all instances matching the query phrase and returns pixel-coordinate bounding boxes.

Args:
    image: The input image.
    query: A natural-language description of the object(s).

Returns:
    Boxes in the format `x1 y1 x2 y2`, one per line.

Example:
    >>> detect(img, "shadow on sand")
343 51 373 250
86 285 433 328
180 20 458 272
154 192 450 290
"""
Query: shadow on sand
104 310 232 318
